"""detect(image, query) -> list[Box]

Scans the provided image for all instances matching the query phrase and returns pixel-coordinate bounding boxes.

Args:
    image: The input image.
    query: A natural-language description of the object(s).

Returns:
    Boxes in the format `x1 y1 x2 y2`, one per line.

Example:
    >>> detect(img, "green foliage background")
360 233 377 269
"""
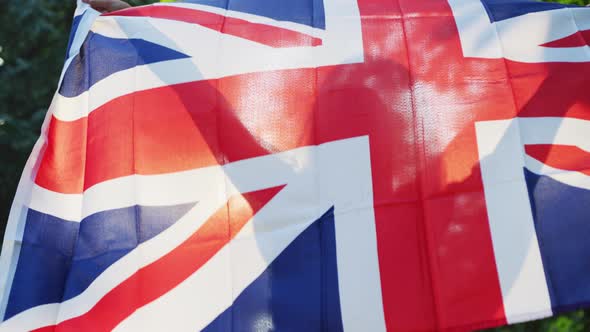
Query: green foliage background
0 0 157 231
0 1 588 331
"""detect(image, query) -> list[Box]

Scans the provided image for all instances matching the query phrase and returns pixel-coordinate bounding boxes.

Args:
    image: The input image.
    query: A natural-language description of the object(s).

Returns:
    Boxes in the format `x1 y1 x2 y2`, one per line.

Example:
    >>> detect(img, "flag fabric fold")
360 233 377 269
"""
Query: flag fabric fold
1 0 590 331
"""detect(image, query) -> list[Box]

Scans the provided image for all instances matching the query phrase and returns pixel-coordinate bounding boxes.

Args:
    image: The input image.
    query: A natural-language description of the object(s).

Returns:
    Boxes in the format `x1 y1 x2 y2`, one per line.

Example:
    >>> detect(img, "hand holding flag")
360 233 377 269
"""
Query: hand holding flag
81 0 131 13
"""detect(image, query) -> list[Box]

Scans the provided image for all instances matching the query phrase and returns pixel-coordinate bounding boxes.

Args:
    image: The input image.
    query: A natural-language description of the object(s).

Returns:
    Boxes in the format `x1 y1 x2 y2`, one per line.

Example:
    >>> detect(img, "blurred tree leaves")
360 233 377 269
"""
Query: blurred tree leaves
487 310 590 332
0 0 589 331
0 1 78 230
544 0 589 5
0 0 155 232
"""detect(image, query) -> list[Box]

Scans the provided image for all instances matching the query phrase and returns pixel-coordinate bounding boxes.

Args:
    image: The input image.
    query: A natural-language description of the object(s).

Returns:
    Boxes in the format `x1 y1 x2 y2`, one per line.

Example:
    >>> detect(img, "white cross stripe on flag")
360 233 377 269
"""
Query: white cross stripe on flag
0 136 387 332
476 117 590 324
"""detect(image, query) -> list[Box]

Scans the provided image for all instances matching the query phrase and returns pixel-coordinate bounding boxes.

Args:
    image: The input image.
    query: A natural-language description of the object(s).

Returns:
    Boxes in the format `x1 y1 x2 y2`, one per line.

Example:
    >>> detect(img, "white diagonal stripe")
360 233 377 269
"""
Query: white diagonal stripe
52 0 363 122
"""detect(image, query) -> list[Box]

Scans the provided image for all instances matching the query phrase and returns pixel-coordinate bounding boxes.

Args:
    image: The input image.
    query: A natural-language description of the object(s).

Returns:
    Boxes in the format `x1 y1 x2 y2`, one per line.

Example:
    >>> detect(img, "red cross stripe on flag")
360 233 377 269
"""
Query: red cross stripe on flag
0 0 589 331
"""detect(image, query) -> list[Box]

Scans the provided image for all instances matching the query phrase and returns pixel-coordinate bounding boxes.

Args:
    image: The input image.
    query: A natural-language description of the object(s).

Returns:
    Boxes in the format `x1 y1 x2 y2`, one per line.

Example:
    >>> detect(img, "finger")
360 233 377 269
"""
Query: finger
81 0 100 7
88 0 130 12
90 0 129 10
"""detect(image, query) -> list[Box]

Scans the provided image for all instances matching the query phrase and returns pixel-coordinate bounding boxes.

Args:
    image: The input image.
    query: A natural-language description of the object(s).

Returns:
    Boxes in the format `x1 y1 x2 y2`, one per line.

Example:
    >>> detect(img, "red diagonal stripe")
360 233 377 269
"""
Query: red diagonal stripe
34 185 285 332
35 81 221 194
35 70 316 194
35 116 87 194
526 144 590 176
106 6 322 47
541 30 590 48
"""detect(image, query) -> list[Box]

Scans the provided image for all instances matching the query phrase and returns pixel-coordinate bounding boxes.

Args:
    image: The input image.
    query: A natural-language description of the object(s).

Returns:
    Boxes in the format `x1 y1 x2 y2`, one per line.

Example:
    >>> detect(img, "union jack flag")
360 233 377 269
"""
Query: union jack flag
0 0 589 331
